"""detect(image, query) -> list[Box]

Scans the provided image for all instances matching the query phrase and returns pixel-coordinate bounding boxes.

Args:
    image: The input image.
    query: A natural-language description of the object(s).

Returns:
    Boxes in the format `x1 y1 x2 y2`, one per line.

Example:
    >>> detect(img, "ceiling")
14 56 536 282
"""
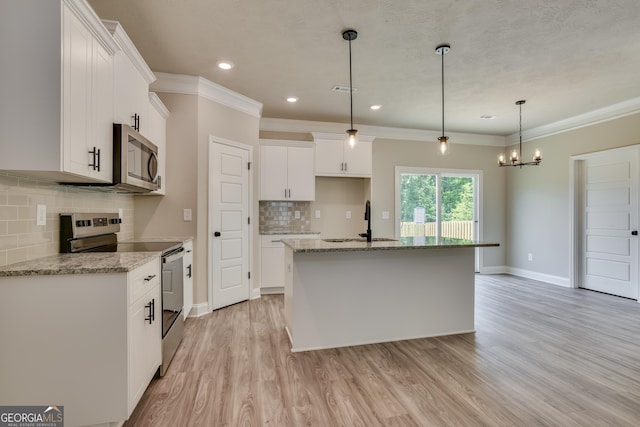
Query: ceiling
88 0 640 137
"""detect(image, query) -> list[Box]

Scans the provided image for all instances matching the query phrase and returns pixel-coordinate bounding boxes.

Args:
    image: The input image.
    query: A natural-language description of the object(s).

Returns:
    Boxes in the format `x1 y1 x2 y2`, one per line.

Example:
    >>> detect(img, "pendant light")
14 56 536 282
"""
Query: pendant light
435 44 451 155
343 29 358 148
498 100 542 167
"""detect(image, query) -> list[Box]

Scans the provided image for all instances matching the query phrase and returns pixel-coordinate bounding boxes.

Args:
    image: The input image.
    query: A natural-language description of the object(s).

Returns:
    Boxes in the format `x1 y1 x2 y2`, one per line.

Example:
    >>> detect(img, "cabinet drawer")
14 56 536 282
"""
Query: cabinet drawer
129 257 161 305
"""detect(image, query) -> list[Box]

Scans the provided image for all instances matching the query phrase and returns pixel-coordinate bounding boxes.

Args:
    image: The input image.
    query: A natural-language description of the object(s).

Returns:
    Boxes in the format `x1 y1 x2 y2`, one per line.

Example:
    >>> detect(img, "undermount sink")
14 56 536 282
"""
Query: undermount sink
323 237 398 243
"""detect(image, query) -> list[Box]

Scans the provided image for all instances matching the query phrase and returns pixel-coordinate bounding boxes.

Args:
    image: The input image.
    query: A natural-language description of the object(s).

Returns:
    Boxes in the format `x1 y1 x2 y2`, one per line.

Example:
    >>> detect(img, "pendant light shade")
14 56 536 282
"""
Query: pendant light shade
498 100 542 167
343 29 358 148
436 44 450 155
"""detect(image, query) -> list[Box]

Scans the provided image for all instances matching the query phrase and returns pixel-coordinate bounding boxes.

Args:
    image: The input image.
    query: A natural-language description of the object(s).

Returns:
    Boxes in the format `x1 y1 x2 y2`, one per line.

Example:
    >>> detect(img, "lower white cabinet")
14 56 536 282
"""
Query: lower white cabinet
260 234 318 292
183 239 194 319
0 257 161 427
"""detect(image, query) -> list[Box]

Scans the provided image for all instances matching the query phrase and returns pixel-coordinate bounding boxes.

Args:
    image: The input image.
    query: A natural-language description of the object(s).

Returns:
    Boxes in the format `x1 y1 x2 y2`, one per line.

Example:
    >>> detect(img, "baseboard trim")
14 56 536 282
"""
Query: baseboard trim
260 287 284 295
506 267 571 288
250 287 261 300
478 266 508 275
189 302 210 318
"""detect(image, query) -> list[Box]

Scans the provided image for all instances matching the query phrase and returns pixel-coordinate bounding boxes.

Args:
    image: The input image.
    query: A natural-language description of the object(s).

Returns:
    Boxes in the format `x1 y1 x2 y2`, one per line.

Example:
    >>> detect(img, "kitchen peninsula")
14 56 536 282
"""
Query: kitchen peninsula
282 237 499 352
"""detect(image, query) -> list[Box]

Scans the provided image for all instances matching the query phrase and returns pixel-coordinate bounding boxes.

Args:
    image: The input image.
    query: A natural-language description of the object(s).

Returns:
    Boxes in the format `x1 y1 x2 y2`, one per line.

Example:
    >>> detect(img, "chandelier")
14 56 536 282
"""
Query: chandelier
498 100 541 167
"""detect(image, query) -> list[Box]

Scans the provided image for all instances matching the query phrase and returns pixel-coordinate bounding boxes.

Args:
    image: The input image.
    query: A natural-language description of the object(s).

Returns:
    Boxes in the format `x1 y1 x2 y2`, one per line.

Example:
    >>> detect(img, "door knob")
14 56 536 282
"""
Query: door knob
632 230 638 236
214 231 221 237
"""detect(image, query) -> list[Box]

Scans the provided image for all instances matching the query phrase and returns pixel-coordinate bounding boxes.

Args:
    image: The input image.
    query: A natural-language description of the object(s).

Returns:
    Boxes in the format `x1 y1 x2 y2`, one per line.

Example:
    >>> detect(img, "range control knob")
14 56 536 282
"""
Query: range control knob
76 220 91 227
110 218 122 224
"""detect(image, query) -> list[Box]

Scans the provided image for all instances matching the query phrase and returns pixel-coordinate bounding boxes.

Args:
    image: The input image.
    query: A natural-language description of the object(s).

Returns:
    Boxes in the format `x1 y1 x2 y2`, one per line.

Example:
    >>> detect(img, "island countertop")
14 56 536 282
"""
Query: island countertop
0 252 160 277
281 236 499 253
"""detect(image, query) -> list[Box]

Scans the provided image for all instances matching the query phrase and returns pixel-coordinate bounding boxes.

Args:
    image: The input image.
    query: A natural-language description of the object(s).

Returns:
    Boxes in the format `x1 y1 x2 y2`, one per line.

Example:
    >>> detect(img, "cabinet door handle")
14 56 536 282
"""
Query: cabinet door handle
284 188 287 199
151 298 155 322
145 299 153 324
131 113 140 132
341 162 344 171
187 264 192 278
88 147 99 171
344 162 347 172
144 274 156 281
288 188 291 198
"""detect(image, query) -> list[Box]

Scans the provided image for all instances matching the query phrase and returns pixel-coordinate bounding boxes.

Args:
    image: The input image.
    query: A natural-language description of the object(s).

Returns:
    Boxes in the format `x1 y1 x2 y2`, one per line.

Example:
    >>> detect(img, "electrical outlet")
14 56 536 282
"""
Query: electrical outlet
315 210 321 219
184 208 192 221
528 253 533 261
346 210 352 219
294 210 300 219
382 211 390 219
118 208 124 218
36 204 46 226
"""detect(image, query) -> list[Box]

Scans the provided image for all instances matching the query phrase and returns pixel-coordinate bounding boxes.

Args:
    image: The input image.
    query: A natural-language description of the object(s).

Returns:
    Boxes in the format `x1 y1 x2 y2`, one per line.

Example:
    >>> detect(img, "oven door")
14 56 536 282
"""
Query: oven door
161 248 184 337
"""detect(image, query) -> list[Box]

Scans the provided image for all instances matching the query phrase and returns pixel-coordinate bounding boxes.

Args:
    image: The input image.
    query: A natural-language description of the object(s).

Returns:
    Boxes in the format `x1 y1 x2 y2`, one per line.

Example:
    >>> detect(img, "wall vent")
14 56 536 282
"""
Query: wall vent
332 85 357 93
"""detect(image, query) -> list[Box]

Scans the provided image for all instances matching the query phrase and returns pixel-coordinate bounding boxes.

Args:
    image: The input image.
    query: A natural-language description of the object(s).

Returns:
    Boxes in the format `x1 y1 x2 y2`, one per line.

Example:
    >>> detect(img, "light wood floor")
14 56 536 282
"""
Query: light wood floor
125 275 640 426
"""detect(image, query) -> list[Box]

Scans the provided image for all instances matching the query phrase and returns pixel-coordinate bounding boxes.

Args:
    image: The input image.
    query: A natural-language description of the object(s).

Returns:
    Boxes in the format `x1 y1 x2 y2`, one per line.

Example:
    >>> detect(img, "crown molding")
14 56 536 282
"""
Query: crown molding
64 0 119 55
151 72 263 118
102 20 156 85
311 132 375 142
261 118 506 147
508 96 640 144
148 92 170 119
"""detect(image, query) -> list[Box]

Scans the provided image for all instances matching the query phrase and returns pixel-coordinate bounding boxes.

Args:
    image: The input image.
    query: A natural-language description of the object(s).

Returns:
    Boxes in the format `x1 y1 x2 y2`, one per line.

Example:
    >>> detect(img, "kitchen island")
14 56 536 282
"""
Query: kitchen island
281 236 499 352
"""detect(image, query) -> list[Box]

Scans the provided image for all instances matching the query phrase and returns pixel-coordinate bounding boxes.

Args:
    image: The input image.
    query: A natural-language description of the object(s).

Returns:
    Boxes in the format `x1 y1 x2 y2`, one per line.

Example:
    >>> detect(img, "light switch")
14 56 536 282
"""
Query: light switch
315 210 321 219
382 211 390 220
346 210 352 219
183 208 192 221
36 204 46 226
118 208 124 219
294 210 300 219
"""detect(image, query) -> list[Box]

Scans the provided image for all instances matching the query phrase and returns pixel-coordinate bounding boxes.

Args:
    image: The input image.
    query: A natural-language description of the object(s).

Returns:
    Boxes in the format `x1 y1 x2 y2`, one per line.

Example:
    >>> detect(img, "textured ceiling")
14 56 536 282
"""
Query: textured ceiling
88 0 640 136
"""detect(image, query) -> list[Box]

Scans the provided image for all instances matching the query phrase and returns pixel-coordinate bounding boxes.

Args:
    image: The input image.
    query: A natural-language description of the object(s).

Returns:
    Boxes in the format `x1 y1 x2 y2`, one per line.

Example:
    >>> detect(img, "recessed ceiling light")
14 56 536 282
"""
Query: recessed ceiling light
286 97 298 103
216 60 234 70
480 114 496 119
370 105 382 110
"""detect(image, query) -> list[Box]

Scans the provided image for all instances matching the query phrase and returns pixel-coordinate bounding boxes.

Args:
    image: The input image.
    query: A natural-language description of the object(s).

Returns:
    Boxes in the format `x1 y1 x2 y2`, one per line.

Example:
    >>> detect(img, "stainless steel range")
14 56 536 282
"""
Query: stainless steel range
60 212 184 376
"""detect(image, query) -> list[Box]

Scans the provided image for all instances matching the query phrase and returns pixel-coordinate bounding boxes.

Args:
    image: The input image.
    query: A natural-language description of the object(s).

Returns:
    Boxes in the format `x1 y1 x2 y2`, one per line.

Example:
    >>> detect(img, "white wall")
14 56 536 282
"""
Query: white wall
506 112 640 282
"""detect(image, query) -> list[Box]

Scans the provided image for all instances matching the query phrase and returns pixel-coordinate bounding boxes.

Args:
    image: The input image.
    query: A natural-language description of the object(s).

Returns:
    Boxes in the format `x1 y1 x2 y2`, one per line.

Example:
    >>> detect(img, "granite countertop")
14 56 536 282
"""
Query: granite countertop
0 252 160 277
281 236 500 253
259 231 321 236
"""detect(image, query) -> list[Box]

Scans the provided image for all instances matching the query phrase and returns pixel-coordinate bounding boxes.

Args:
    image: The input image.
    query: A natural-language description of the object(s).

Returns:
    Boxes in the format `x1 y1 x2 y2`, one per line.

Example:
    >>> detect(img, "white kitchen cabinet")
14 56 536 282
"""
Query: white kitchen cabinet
260 234 318 293
259 141 315 201
0 256 162 427
0 0 118 183
104 20 157 140
313 132 375 177
128 258 162 414
143 92 170 195
183 239 194 319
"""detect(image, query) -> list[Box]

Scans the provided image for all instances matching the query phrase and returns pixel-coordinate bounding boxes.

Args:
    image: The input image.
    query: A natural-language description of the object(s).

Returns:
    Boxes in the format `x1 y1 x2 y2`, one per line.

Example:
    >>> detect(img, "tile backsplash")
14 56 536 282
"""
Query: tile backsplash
0 173 134 267
259 201 311 233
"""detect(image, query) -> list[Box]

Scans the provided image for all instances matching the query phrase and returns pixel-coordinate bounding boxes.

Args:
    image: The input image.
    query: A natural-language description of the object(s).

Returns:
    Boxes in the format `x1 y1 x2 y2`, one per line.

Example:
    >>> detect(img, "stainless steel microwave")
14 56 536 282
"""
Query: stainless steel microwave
113 124 159 192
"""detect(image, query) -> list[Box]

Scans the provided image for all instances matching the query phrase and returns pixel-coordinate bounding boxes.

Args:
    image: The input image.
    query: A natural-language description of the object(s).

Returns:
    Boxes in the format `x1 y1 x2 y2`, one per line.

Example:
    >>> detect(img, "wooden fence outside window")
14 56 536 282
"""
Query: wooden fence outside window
400 221 474 240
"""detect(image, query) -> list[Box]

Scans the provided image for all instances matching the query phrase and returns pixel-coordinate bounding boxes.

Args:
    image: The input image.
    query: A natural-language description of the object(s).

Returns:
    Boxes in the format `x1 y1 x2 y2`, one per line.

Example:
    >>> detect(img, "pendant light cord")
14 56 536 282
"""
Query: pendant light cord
349 37 354 130
441 49 445 138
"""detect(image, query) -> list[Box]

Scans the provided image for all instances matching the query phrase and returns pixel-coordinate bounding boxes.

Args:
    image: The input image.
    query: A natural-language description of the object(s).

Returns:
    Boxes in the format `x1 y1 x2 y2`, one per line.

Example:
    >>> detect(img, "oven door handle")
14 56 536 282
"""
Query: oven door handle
163 247 185 264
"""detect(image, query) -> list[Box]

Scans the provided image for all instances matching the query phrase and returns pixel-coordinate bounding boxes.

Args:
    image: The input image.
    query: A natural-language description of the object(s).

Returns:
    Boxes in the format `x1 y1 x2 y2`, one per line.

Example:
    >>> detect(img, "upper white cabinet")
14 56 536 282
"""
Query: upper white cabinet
143 93 169 195
313 133 375 178
103 20 157 140
260 141 315 201
0 0 119 183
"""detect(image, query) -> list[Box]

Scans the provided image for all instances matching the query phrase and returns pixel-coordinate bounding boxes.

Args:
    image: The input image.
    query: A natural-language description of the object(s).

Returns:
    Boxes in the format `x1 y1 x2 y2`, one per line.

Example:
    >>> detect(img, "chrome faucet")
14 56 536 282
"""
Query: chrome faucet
358 200 372 242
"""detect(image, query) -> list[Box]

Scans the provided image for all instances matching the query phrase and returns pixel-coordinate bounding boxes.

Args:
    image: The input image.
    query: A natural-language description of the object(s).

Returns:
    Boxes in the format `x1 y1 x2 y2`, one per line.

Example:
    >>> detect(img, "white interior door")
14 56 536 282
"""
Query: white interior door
210 140 250 310
581 149 639 299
